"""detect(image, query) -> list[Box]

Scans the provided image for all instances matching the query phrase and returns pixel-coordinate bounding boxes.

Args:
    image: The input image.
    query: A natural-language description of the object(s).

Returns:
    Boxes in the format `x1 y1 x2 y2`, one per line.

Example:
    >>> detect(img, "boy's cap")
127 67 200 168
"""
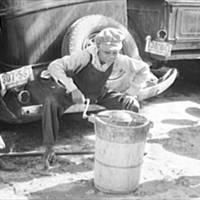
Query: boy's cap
95 28 125 51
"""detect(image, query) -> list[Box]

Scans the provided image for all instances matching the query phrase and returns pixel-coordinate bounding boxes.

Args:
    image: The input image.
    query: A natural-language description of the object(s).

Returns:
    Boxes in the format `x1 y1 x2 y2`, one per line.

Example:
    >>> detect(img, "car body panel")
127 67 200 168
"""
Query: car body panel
127 0 200 61
0 0 127 65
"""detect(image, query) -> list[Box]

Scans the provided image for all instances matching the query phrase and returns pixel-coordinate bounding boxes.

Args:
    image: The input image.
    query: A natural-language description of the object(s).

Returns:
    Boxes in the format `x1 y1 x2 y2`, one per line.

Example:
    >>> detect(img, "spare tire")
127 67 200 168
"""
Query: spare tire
61 14 141 60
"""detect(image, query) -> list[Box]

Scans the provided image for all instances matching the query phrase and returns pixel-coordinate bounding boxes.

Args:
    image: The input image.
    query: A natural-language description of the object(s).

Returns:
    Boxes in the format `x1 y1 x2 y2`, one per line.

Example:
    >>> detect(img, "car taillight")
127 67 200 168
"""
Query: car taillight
17 90 30 104
157 29 167 41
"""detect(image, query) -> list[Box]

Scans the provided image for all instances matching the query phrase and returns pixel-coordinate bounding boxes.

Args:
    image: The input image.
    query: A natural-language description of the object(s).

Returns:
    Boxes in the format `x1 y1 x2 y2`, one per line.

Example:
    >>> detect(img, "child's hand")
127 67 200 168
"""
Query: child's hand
119 95 140 112
71 89 85 104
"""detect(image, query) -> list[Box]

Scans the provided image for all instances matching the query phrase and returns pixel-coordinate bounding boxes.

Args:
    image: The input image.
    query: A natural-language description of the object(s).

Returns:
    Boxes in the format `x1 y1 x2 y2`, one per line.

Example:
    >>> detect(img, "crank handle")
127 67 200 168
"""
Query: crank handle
82 98 90 119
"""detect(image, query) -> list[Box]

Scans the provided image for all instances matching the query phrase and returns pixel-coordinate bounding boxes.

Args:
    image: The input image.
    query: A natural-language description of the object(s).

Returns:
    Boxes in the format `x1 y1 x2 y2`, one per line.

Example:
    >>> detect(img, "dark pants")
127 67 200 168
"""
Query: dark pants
42 88 138 146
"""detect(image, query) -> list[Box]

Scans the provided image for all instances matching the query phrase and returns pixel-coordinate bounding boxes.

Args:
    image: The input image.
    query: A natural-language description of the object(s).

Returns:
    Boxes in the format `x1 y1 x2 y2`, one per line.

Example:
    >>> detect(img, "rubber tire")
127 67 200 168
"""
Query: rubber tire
61 14 141 60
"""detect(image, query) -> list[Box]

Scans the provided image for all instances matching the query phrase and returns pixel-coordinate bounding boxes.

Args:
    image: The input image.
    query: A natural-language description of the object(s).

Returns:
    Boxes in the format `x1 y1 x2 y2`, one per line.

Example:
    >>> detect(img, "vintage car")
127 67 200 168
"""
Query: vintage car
0 0 177 124
127 0 200 76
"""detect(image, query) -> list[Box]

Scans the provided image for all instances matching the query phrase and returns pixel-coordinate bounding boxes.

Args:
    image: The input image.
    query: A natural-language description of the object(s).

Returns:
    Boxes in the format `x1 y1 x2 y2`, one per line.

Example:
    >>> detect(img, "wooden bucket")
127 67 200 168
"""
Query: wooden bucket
92 110 151 194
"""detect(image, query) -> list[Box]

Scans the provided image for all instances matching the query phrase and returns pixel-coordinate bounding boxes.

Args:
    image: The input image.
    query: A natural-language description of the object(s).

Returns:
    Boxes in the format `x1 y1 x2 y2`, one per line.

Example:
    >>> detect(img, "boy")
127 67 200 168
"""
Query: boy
43 28 152 168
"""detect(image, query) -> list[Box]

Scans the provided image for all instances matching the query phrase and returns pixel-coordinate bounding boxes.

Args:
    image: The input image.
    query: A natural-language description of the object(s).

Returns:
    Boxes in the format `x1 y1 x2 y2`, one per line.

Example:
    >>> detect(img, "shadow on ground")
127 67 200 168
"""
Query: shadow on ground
28 175 200 200
148 121 200 160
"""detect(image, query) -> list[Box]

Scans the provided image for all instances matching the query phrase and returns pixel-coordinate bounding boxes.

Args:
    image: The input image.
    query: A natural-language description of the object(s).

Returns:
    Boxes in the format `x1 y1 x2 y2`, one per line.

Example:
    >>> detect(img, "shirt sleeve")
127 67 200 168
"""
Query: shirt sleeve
123 56 152 96
130 58 151 88
48 50 90 93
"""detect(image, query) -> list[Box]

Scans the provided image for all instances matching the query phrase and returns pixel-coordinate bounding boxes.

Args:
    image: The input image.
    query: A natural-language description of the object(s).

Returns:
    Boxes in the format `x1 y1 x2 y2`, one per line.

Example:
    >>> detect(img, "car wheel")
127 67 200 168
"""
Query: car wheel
61 14 140 59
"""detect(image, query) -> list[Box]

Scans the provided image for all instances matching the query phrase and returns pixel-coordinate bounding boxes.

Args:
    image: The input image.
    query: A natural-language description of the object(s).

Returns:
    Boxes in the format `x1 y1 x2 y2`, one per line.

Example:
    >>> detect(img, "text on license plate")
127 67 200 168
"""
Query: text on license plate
145 37 172 57
0 65 34 90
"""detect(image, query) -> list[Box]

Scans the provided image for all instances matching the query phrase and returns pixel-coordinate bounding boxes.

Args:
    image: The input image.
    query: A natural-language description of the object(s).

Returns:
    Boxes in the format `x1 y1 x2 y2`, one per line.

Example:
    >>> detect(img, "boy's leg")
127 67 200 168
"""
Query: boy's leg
42 87 73 169
97 90 139 112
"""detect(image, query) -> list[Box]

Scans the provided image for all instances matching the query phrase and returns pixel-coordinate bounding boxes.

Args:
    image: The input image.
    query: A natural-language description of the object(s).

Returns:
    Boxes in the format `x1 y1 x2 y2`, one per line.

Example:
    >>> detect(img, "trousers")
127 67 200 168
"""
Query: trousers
42 87 139 146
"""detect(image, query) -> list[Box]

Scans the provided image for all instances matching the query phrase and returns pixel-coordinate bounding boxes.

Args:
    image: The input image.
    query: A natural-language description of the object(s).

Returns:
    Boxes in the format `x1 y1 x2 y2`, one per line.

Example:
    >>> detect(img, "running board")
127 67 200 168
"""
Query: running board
21 103 105 116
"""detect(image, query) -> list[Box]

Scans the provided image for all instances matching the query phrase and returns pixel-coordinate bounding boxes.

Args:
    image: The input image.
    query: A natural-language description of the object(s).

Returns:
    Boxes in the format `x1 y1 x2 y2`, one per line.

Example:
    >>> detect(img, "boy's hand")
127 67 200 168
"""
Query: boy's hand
119 95 140 112
71 89 85 104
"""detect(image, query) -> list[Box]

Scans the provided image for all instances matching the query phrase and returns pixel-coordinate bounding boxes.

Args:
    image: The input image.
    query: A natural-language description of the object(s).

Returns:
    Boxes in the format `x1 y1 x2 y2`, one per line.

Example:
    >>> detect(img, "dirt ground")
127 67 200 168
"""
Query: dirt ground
0 77 200 200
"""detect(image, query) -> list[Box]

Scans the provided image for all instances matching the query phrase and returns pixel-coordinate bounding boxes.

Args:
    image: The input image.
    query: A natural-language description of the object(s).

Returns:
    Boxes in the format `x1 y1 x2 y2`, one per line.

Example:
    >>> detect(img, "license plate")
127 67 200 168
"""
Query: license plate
21 104 43 116
145 36 172 57
0 65 34 90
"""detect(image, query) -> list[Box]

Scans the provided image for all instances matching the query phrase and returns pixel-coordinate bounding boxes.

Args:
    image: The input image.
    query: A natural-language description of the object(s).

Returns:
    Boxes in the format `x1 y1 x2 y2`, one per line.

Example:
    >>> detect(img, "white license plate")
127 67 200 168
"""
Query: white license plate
0 65 34 90
21 104 43 116
145 36 172 57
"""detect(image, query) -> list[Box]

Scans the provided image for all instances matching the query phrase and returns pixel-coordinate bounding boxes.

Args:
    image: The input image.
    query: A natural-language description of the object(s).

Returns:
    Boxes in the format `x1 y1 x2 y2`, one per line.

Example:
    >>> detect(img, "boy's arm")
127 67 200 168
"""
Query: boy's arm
48 50 90 93
124 58 153 96
132 59 152 85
